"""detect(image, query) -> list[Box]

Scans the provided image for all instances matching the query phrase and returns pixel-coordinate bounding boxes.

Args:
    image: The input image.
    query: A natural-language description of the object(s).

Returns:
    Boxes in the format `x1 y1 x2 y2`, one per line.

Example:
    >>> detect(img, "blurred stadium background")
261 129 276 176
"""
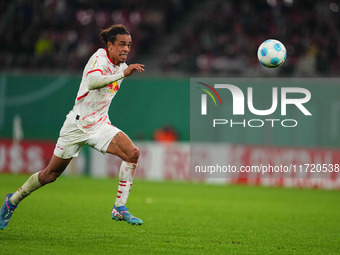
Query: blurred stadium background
1 0 339 76
1 0 339 186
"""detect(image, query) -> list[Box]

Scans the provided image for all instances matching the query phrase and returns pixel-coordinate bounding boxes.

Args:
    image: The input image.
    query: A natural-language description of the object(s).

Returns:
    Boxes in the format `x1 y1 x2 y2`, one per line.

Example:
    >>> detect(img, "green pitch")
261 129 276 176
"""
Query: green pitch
0 174 340 255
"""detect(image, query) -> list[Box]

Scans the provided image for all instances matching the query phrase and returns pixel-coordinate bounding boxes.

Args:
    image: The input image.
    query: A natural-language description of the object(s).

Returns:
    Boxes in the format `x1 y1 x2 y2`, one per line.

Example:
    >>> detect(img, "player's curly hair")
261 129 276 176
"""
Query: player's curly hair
99 24 130 48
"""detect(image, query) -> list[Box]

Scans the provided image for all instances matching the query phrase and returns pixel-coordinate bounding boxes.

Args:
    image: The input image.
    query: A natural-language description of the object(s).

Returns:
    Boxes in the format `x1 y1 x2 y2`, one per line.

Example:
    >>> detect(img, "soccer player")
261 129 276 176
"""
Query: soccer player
0 24 145 229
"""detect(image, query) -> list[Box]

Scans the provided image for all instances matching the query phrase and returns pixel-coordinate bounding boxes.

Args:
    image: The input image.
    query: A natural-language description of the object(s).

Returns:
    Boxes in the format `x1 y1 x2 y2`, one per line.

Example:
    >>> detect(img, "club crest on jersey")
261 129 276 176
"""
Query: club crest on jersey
91 60 98 69
107 81 119 93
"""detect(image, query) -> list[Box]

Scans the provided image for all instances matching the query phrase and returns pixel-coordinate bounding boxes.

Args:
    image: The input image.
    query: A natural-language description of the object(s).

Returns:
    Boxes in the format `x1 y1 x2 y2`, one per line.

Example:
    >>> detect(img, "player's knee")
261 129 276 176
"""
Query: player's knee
39 171 61 185
126 147 140 163
48 172 60 183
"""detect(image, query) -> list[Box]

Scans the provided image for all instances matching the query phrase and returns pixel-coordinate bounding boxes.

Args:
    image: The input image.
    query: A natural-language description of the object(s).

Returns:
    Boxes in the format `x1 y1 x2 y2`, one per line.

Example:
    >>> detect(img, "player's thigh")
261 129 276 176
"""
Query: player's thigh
87 124 139 162
87 124 121 154
107 131 139 162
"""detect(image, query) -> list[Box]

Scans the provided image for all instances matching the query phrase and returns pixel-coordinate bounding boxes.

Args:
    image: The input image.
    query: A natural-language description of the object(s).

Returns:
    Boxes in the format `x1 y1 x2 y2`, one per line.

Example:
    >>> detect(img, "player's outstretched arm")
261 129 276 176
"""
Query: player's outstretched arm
124 64 145 77
87 64 145 90
87 72 124 90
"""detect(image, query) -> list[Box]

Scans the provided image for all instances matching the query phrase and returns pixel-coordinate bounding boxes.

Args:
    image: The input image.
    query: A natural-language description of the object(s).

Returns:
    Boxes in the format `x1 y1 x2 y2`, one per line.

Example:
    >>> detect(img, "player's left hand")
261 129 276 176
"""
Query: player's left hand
124 64 145 77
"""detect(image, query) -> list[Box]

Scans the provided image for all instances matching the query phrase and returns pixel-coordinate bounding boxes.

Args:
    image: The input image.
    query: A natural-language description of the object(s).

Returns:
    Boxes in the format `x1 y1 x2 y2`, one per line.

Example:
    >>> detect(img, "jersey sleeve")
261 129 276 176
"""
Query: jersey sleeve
85 51 107 77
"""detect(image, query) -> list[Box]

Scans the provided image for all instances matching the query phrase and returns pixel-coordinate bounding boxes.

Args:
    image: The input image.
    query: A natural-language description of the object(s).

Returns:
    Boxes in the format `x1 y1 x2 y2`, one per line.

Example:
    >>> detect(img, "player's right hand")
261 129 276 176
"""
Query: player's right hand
124 64 145 77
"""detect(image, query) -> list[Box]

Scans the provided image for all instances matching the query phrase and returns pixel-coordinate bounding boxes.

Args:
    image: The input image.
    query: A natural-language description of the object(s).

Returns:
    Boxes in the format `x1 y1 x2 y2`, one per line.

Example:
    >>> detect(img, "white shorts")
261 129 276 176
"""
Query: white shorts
54 116 121 159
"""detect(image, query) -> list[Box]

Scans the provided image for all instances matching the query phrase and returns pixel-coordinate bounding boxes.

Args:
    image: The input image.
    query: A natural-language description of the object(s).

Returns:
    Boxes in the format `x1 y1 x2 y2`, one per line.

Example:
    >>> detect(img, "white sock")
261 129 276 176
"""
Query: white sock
114 161 137 207
10 172 42 205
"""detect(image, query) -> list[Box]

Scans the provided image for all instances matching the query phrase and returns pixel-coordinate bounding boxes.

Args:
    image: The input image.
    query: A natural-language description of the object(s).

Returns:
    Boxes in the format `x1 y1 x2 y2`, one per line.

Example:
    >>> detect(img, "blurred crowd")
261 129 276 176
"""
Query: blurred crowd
162 0 340 76
0 0 339 76
0 0 191 71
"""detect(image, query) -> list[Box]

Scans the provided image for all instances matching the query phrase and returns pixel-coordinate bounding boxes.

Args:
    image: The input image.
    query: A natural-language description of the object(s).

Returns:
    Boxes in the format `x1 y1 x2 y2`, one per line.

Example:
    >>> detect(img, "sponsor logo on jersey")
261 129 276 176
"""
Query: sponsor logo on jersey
107 82 119 93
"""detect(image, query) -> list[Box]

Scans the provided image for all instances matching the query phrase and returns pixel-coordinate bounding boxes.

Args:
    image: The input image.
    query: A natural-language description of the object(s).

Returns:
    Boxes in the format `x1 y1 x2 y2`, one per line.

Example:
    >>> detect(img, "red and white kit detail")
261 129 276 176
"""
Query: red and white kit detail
69 48 128 133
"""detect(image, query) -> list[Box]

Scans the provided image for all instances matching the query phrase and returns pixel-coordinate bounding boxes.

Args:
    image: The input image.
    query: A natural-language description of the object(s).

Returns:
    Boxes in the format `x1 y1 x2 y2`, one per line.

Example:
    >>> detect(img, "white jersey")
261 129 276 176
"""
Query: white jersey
68 48 128 133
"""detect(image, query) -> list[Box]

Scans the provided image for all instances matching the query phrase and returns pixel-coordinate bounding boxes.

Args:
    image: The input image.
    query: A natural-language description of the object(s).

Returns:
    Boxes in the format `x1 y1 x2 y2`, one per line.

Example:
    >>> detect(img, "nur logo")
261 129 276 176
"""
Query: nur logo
198 82 311 116
196 81 312 128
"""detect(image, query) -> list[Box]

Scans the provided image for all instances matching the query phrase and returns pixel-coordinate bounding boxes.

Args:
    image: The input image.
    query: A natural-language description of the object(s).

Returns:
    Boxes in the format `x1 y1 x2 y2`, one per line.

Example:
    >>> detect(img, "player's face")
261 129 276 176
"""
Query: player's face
108 34 132 65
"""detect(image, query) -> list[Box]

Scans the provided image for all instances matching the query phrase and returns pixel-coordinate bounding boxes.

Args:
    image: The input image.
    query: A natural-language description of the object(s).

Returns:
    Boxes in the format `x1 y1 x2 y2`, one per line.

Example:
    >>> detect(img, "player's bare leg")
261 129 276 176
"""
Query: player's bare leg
107 131 143 225
0 155 71 230
38 155 72 185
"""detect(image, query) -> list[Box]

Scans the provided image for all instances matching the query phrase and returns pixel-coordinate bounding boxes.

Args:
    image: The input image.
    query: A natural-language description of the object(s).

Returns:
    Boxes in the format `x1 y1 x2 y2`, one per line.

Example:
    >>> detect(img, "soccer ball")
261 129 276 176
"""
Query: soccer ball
257 39 287 68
